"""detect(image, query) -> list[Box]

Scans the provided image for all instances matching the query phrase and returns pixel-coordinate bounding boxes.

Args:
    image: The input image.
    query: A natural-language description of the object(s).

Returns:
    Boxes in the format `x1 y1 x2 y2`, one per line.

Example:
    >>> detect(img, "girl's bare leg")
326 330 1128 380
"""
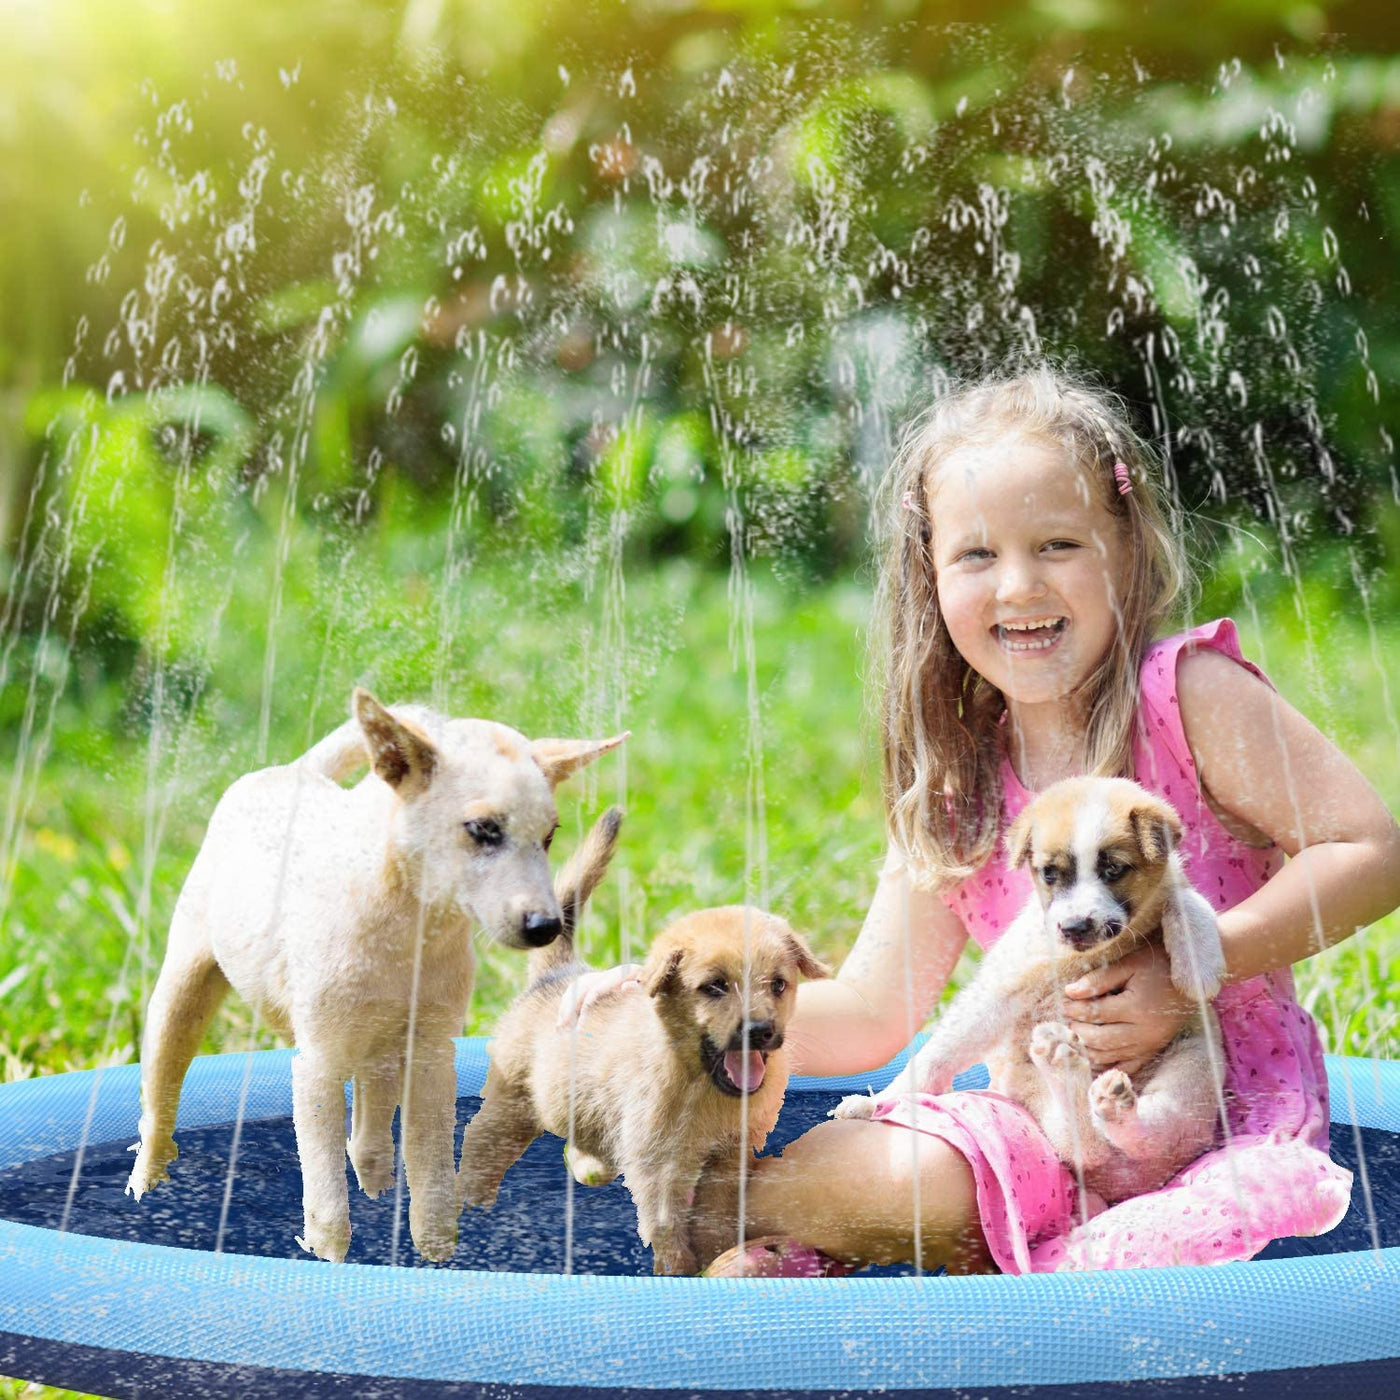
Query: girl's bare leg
693 1118 993 1274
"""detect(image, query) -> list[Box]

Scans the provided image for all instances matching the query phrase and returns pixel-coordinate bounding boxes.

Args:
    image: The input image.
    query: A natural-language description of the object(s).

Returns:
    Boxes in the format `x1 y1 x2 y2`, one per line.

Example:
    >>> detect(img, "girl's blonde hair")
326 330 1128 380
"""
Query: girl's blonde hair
876 365 1194 888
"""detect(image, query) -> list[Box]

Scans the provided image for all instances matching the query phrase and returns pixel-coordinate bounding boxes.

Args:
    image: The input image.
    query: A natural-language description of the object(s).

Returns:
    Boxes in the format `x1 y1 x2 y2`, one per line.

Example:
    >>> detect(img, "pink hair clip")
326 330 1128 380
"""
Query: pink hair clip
901 489 917 511
1113 462 1133 496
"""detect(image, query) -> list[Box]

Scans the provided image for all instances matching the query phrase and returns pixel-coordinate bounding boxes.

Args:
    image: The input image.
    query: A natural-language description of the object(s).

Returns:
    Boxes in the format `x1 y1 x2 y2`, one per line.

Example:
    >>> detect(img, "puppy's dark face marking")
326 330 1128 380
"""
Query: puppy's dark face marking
1008 777 1182 955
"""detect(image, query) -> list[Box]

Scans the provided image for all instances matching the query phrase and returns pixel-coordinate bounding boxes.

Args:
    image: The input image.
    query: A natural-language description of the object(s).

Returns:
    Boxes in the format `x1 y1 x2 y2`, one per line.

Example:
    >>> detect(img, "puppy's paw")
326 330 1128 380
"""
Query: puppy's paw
296 1213 351 1263
564 1143 618 1187
348 1142 396 1199
653 1241 699 1276
829 1093 880 1121
1090 1069 1137 1124
411 1216 459 1264
125 1138 176 1199
1030 1021 1088 1076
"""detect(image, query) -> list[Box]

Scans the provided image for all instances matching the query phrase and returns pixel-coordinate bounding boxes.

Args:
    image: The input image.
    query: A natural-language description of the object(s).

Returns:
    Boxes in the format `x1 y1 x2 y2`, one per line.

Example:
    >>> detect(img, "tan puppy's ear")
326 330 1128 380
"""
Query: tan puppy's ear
783 930 831 981
354 689 438 799
642 946 683 998
1130 800 1183 865
1005 808 1036 868
531 733 629 789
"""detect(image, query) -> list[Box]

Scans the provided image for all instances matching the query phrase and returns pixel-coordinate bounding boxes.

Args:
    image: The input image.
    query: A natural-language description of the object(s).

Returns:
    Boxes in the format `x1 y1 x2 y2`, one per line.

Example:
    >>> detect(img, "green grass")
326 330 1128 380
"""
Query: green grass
1 562 1397 1399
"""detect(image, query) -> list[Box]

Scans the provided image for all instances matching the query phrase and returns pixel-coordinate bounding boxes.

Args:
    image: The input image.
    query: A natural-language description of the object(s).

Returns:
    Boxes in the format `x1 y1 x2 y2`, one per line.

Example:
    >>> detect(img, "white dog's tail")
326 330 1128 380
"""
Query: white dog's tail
532 807 624 976
296 720 370 783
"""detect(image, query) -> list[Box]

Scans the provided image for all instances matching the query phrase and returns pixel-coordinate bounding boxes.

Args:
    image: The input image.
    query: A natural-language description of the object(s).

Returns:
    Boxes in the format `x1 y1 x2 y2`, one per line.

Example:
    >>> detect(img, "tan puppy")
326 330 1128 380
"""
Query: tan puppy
459 868 830 1275
837 776 1226 1203
127 687 624 1263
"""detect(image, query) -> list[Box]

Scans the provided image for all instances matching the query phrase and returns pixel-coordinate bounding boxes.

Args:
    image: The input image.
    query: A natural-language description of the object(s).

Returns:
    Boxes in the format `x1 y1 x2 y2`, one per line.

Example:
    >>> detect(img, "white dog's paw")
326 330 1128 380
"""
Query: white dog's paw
125 1138 176 1200
1030 1021 1088 1076
829 1093 880 1121
296 1212 352 1263
348 1142 396 1199
1090 1069 1137 1124
411 1203 459 1263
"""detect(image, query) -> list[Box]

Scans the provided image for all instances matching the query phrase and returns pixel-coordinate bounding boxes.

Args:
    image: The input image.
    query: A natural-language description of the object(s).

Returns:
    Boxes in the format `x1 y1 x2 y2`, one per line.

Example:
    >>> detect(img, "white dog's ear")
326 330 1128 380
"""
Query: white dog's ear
353 689 438 799
531 733 629 789
1160 869 1227 1005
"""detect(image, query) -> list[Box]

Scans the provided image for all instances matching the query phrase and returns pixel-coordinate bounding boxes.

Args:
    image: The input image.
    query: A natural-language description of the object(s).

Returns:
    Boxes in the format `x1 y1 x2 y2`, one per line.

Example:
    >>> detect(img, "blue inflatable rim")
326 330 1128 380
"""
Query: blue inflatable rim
0 1040 1396 1395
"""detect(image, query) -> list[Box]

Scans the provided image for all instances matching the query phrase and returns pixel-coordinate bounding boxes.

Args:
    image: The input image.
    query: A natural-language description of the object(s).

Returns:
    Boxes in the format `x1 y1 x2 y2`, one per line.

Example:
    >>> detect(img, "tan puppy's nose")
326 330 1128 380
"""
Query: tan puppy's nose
521 912 562 947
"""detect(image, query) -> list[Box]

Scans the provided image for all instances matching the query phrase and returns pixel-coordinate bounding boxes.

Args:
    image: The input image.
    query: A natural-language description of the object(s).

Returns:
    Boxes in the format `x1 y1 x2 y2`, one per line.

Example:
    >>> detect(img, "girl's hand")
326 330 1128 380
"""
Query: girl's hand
1061 943 1194 1077
555 963 642 1029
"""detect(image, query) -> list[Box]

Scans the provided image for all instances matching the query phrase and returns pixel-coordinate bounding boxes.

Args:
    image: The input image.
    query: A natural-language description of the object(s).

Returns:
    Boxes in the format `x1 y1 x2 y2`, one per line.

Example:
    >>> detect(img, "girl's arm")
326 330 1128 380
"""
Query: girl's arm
1177 645 1400 981
1065 644 1400 1073
784 852 969 1077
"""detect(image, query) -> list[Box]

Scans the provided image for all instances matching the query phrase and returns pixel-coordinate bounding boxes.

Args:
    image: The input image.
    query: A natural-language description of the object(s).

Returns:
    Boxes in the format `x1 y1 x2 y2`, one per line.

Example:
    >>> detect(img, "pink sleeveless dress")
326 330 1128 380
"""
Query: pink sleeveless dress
867 618 1353 1272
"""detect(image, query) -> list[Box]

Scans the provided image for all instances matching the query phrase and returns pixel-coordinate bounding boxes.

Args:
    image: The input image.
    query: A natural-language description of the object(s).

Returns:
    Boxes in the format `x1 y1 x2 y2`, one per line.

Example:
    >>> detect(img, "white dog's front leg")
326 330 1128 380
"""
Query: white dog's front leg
348 1065 400 1199
292 1053 352 1262
401 1037 459 1262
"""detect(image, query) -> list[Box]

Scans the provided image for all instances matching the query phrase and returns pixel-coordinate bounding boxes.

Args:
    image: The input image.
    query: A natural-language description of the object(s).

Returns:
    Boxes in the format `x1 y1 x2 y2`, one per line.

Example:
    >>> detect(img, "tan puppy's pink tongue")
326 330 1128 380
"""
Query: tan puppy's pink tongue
723 1050 766 1091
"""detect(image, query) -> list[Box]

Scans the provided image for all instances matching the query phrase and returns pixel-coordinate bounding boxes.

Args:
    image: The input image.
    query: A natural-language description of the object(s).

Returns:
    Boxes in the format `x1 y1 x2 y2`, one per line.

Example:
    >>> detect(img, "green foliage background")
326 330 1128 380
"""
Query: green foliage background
1 4 1399 1390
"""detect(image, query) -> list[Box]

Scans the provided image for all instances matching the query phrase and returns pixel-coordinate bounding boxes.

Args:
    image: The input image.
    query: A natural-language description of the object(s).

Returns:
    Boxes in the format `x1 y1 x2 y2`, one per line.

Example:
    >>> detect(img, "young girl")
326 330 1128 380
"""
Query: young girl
564 366 1400 1276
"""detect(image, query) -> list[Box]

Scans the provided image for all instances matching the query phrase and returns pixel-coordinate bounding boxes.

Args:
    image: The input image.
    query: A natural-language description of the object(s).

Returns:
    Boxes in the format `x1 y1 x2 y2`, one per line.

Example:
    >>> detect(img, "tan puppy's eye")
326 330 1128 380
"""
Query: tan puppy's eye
464 819 504 847
700 977 728 999
770 977 788 997
1100 861 1129 882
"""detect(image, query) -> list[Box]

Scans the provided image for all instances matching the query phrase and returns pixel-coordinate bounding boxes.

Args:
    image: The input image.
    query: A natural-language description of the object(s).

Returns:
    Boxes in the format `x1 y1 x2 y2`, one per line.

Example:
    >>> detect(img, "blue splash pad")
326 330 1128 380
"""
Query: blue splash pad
1 1041 1396 1397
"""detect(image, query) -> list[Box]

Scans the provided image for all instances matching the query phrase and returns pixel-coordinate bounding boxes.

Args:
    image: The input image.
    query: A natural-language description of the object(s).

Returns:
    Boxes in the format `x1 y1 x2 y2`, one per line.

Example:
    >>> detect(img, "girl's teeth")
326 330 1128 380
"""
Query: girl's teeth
998 621 1064 652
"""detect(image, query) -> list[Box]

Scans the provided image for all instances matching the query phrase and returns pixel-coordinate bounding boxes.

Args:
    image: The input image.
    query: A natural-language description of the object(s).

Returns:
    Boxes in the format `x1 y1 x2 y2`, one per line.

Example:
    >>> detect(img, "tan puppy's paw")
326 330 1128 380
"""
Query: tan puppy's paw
1030 1021 1088 1077
296 1214 352 1263
653 1241 698 1276
565 1143 618 1187
1090 1068 1137 1124
348 1142 396 1199
829 1093 880 1121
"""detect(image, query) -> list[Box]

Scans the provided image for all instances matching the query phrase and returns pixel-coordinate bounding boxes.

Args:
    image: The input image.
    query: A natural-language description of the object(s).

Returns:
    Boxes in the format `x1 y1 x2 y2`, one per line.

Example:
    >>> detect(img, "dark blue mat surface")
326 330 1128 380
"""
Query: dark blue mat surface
0 1091 1395 1272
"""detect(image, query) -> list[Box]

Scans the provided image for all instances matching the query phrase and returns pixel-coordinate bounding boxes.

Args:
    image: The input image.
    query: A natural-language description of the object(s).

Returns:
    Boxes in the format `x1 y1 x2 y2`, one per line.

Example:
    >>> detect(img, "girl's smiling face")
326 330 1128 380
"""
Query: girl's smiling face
930 433 1129 712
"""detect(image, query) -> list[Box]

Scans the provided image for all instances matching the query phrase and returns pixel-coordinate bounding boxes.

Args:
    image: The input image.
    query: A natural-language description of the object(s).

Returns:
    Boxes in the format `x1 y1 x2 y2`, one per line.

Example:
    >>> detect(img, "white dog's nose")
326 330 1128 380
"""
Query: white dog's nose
521 912 562 947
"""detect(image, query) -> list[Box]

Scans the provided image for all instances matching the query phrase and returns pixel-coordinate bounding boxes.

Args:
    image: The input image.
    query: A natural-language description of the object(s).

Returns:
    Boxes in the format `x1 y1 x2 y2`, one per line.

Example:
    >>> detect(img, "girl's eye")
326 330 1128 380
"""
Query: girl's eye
701 978 728 999
464 819 504 847
1043 540 1079 552
956 547 993 563
770 977 788 997
1040 865 1059 886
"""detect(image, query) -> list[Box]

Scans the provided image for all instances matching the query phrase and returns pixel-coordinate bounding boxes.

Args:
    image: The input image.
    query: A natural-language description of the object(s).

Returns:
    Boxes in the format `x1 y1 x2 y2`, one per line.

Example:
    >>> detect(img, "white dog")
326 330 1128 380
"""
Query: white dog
836 777 1227 1203
126 688 624 1262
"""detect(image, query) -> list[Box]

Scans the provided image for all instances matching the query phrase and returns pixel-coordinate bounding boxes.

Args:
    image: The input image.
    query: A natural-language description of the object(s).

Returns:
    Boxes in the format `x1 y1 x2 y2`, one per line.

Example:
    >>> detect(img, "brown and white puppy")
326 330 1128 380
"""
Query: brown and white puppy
127 688 624 1264
459 859 830 1275
836 776 1226 1203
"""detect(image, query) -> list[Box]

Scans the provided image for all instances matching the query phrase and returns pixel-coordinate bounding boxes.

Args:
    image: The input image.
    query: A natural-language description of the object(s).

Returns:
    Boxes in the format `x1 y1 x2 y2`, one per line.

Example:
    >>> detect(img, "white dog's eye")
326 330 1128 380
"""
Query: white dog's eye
464 819 504 847
700 977 728 999
1040 865 1059 886
543 824 558 853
